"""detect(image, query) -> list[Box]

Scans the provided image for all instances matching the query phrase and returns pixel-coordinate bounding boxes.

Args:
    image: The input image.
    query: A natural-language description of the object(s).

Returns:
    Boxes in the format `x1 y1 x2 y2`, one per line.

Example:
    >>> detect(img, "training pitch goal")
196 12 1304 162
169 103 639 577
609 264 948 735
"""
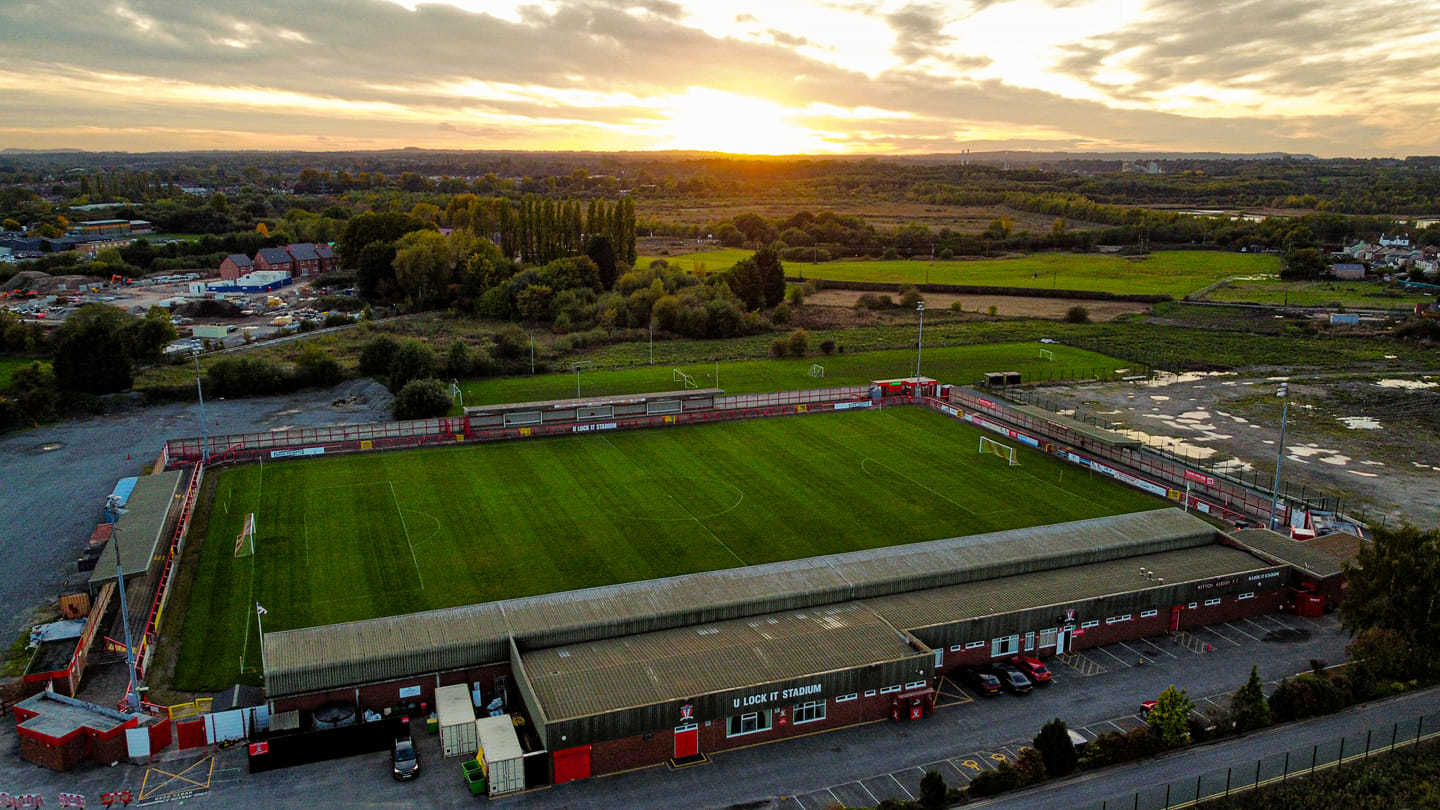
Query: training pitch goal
808 364 825 379
979 436 1018 466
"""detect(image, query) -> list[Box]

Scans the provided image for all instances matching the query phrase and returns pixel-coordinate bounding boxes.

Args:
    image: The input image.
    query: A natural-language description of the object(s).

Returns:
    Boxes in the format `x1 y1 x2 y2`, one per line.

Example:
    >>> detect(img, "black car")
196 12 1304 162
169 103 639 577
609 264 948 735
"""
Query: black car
392 736 420 781
960 667 1003 696
989 662 1033 694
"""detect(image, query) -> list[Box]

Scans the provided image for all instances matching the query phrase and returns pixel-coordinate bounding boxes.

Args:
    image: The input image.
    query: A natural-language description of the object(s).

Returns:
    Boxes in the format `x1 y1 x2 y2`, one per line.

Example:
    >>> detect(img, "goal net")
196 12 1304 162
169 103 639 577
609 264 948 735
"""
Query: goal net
979 437 1018 466
1039 348 1055 361
234 512 256 557
672 368 698 389
808 364 825 379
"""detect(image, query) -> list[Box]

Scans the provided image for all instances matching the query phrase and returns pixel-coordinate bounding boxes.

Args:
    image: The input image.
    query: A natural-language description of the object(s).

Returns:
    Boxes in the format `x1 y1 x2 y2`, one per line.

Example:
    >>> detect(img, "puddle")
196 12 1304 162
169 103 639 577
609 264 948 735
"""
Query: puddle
1374 379 1438 390
1337 416 1382 430
1179 410 1211 420
1150 395 1170 401
1319 455 1351 466
1348 470 1379 478
1139 371 1236 387
1113 427 1221 458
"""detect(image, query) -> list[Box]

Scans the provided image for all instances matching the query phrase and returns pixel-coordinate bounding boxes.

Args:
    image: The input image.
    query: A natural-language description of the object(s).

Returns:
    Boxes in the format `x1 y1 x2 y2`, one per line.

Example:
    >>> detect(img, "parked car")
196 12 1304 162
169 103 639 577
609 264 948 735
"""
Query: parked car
1139 699 1158 717
988 662 1033 694
392 736 420 781
1010 655 1053 685
960 667 1003 696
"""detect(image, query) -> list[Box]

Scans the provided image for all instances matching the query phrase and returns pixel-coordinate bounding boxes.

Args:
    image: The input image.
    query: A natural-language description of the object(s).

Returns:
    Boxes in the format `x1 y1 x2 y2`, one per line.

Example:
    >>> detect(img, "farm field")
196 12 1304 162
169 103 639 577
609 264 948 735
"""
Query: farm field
171 406 1164 690
459 342 1132 406
639 249 1279 297
1196 278 1434 310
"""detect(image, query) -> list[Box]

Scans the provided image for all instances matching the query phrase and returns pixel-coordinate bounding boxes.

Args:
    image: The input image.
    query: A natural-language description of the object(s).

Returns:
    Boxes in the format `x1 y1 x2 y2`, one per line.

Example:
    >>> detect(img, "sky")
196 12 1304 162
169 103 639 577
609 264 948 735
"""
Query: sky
1 0 1438 157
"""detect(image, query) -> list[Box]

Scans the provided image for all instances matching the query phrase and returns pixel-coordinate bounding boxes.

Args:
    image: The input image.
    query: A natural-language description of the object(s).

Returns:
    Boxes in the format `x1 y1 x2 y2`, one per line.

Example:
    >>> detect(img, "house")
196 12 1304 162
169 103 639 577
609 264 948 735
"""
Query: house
1330 263 1365 280
284 243 321 277
219 254 254 281
253 246 295 276
1379 234 1410 248
314 243 336 273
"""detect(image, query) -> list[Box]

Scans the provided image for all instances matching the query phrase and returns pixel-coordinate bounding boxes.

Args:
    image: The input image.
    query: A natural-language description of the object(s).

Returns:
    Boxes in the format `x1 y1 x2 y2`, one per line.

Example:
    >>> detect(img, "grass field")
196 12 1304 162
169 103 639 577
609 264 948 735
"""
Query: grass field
460 342 1132 406
639 249 1279 297
0 357 40 389
1196 278 1434 310
172 406 1164 690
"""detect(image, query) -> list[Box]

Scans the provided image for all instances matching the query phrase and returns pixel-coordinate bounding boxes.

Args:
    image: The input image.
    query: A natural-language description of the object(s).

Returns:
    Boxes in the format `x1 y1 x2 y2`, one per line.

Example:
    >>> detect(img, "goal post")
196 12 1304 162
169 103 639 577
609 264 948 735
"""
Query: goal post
978 436 1018 466
1039 348 1055 361
234 512 256 557
671 368 698 389
808 363 825 379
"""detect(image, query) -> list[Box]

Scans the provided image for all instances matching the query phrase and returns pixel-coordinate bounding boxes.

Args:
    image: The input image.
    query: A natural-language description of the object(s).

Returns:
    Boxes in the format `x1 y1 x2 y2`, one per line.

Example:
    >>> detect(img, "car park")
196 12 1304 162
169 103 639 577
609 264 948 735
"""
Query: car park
988 662 1033 694
1010 655 1053 685
960 667 1003 696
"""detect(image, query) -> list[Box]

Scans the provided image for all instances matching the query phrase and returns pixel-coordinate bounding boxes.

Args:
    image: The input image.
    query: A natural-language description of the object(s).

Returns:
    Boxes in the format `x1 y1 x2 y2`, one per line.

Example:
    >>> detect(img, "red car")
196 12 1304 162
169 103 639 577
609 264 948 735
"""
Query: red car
1140 699 1158 716
1010 655 1054 685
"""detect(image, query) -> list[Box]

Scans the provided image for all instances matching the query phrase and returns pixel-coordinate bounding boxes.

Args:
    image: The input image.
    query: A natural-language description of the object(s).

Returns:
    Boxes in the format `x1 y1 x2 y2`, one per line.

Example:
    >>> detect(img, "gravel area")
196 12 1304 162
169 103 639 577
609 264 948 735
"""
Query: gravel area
0 379 392 639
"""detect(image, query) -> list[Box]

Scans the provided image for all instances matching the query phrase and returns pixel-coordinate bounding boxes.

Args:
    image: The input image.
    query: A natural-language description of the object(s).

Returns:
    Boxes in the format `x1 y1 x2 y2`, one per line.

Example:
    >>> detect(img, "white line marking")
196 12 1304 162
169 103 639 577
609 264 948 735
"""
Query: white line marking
860 457 981 518
1139 637 1178 658
1106 720 1127 732
602 435 746 565
1242 617 1275 636
1117 641 1150 662
1200 625 1242 646
1224 621 1262 642
388 480 425 591
792 794 807 810
825 788 841 806
856 779 880 803
888 773 914 800
1095 645 1133 667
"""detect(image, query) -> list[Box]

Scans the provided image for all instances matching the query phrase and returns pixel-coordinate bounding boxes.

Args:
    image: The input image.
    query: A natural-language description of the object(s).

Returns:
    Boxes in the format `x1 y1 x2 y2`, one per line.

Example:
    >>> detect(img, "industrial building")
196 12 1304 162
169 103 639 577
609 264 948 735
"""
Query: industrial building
261 508 1349 784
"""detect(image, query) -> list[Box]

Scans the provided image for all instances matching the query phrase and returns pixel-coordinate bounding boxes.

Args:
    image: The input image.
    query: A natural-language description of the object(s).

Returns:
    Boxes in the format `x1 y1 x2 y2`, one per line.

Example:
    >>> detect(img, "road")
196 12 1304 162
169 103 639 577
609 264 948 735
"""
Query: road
973 685 1440 810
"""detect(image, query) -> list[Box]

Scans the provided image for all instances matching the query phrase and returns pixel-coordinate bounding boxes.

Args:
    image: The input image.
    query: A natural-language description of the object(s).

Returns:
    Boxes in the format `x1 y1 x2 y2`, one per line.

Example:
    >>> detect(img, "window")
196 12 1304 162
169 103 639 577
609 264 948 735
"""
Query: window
863 689 877 698
1238 592 1255 600
1204 598 1222 607
991 634 1020 657
1081 620 1099 629
1038 628 1057 648
879 684 901 695
1105 614 1132 625
905 681 927 690
1023 631 1036 651
1188 602 1198 609
726 709 773 737
1140 609 1158 619
793 700 826 725
949 644 964 653
966 640 985 650
836 693 858 703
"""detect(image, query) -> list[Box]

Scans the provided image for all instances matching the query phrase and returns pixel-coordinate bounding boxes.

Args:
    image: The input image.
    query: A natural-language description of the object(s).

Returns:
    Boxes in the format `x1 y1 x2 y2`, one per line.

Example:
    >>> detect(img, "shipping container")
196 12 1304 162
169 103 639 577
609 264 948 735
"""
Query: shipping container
476 715 525 796
436 684 477 757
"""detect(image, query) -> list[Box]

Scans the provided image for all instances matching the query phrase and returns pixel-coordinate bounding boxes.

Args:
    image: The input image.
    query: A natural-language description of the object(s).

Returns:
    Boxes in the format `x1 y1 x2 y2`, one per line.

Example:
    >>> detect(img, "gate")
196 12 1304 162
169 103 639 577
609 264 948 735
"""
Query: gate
175 718 207 749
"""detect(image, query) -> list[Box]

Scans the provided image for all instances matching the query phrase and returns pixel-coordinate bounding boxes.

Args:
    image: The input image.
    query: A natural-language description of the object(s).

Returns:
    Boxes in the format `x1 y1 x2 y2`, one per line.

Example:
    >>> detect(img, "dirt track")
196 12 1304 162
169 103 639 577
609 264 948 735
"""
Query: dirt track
806 290 1152 321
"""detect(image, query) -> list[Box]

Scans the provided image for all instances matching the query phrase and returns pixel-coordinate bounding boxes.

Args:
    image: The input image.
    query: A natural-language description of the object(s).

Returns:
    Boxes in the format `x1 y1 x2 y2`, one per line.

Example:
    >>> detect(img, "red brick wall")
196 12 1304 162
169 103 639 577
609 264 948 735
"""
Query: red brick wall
219 259 247 281
20 734 88 772
272 663 512 715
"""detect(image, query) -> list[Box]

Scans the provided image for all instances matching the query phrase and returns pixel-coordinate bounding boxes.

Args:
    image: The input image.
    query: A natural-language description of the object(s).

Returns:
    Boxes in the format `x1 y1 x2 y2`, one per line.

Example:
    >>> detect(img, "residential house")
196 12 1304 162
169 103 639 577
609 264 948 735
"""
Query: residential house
314 243 336 273
253 246 295 276
219 254 254 281
284 243 321 277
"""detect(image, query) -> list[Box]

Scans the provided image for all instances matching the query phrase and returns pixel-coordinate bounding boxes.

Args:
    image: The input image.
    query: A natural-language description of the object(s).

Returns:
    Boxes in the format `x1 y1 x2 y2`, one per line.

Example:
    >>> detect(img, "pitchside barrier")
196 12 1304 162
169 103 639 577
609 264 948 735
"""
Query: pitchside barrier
161 387 875 469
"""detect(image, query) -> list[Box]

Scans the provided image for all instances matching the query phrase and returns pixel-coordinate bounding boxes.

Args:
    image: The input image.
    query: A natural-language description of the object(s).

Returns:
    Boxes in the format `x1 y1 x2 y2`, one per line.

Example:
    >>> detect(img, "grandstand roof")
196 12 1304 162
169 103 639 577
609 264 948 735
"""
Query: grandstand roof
89 470 183 587
1230 528 1361 579
464 388 721 416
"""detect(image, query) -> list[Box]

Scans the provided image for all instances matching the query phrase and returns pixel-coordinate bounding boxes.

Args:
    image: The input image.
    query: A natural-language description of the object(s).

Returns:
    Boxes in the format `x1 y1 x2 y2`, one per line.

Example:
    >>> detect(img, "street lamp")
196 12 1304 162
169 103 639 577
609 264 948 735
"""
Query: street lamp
914 300 925 383
192 348 210 462
105 495 142 714
1268 383 1290 530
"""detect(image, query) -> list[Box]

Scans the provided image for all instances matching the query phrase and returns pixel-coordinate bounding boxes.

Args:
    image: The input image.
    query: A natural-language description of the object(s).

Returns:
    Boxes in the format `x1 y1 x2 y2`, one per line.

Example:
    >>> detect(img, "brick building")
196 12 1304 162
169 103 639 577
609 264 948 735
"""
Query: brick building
219 253 253 281
253 246 294 276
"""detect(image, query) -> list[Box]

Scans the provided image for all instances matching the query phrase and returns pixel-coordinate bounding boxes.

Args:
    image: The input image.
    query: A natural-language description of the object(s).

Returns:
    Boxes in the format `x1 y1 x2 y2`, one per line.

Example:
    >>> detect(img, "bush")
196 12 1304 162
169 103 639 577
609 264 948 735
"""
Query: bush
780 246 830 263
1231 666 1271 733
323 313 352 328
771 301 791 324
899 287 923 308
786 285 805 306
388 340 437 393
967 760 1019 797
769 338 787 358
358 335 400 379
919 770 947 810
491 325 529 360
1064 305 1091 323
819 339 836 355
1080 727 1164 770
294 345 342 388
786 328 808 357
392 378 452 419
938 248 954 260
444 340 471 379
205 357 291 397
855 293 894 310
1269 673 1351 722
1148 685 1195 748
1034 718 1078 778
1014 747 1046 787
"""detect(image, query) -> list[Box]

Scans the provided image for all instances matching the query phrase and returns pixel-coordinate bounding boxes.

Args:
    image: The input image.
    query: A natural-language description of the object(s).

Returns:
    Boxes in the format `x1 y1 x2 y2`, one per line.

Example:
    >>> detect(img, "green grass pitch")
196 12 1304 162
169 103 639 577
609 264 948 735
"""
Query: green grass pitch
171 406 1164 691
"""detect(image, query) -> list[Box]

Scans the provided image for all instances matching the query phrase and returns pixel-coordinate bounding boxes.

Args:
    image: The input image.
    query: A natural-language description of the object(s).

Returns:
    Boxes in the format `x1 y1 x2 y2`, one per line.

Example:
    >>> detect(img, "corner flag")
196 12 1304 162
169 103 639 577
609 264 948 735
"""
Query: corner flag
234 513 256 557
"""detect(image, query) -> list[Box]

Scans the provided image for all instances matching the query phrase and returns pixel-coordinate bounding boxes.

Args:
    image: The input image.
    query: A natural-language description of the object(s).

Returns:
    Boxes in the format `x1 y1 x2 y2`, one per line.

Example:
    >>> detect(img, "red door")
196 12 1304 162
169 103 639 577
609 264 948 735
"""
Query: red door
175 718 207 749
553 745 591 784
1169 606 1183 632
674 724 699 759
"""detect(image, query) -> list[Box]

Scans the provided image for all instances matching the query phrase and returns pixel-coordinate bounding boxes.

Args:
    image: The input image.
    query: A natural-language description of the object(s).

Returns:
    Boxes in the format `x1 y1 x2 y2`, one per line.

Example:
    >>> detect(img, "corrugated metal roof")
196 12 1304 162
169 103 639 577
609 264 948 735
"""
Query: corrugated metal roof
1230 529 1357 579
89 470 183 586
522 603 917 721
465 388 722 415
1008 403 1142 448
866 544 1273 632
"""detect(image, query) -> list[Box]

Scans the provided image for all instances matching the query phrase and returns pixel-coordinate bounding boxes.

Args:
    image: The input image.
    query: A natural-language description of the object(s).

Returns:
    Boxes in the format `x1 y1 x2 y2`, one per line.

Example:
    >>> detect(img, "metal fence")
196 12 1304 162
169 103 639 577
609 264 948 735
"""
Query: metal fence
716 386 869 409
1081 709 1440 810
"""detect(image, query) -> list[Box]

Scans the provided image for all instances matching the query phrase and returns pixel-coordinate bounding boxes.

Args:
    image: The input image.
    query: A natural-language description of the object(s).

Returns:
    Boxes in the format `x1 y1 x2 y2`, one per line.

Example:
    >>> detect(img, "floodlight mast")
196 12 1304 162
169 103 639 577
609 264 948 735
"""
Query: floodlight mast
192 348 210 462
1268 383 1290 530
105 495 142 714
914 301 925 384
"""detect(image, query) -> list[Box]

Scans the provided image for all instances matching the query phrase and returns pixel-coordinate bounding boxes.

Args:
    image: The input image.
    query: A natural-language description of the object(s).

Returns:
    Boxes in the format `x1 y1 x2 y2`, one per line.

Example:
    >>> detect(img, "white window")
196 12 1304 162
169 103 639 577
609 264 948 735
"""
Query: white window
1038 628 1057 648
836 693 858 703
966 640 985 650
1106 614 1132 625
793 700 826 725
726 709 773 737
863 689 877 698
1238 592 1255 600
1140 609 1158 619
1023 631 1036 651
949 644 964 653
1204 598 1222 607
1188 602 1198 609
905 680 927 690
1081 620 1099 629
991 634 1020 657
879 685 901 694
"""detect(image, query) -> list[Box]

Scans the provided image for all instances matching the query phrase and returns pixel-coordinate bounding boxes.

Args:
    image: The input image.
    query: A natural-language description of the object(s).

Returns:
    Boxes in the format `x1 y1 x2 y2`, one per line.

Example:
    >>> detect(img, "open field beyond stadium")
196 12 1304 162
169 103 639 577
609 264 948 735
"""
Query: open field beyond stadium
460 342 1131 406
638 249 1279 297
171 406 1163 691
1196 277 1434 310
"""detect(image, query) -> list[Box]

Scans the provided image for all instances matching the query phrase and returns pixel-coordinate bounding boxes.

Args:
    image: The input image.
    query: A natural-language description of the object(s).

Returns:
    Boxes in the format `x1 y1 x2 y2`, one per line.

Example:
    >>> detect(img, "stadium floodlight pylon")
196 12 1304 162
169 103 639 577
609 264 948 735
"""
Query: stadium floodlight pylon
672 368 698 389
979 436 1019 466
809 364 825 379
234 512 256 557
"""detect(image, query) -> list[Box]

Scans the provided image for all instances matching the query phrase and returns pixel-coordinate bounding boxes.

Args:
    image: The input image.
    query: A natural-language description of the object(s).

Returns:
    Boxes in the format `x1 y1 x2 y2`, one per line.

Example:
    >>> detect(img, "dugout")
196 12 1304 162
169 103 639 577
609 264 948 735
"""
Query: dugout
464 389 721 429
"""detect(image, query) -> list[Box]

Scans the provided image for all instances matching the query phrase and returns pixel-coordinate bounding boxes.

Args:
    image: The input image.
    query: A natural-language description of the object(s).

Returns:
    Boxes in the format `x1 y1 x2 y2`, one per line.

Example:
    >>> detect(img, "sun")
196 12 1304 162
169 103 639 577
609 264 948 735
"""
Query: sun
656 87 830 155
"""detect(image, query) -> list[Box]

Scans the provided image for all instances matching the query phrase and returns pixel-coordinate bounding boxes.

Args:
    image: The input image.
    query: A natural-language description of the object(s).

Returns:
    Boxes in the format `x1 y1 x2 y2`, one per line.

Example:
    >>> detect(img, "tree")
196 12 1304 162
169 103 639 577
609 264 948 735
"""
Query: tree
786 328 808 357
1033 718 1078 777
1346 628 1418 696
338 212 434 269
1 218 20 232
1230 666 1271 732
918 770 947 810
584 234 619 290
444 340 471 379
392 230 453 307
128 306 177 363
355 241 398 300
294 344 342 388
392 378 452 420
1064 305 1091 323
754 247 786 307
516 284 554 321
50 304 139 393
1280 247 1327 280
1341 523 1440 660
387 340 437 393
358 335 401 380
1147 685 1194 748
